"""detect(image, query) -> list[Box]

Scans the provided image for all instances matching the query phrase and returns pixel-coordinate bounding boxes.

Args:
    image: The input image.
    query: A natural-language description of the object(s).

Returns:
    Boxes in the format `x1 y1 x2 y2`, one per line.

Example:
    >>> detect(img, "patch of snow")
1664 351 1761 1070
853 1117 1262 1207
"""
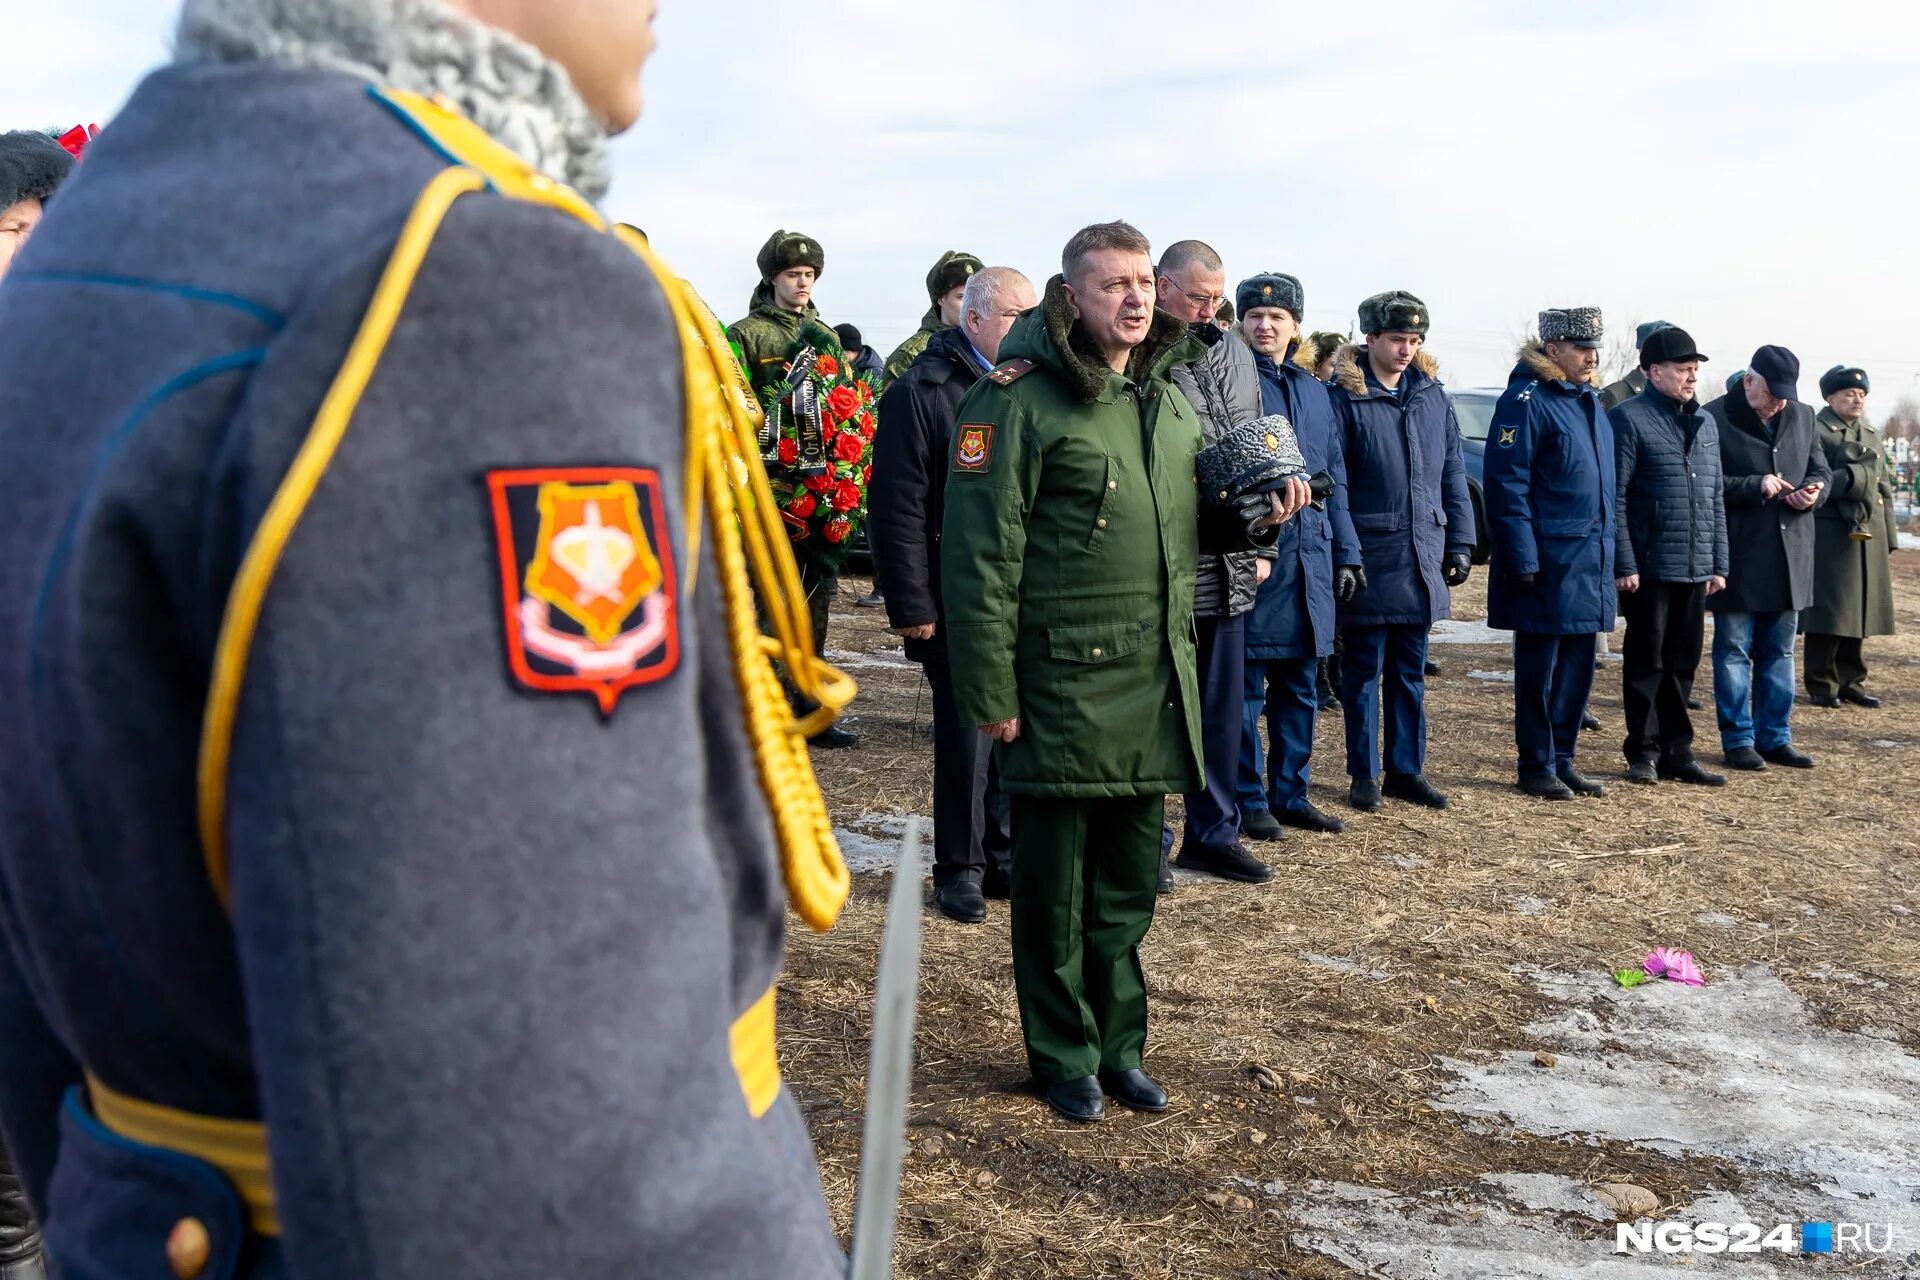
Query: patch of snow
1512 896 1552 916
1469 668 1516 683
1898 531 1920 552
1869 739 1909 749
1429 618 1508 646
832 812 930 874
1393 854 1430 870
823 647 914 672
1695 912 1741 929
1302 952 1391 981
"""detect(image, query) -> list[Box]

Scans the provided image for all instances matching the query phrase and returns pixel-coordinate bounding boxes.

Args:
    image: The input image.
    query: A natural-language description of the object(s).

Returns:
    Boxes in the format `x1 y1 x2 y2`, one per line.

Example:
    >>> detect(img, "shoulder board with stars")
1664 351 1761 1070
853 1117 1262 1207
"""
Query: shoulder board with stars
985 359 1035 387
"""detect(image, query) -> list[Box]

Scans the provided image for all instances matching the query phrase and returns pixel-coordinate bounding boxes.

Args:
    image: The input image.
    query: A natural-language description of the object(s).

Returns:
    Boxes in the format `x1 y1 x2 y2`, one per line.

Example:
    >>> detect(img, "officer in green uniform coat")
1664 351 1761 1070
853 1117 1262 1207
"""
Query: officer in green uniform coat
941 222 1280 1122
884 250 982 383
1803 364 1898 706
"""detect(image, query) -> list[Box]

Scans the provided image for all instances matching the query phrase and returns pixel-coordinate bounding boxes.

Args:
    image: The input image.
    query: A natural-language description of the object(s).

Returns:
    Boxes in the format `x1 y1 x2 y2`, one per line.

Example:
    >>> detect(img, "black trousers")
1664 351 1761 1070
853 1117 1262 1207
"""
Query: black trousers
1181 612 1246 849
923 662 1012 887
1803 633 1869 700
1620 580 1704 766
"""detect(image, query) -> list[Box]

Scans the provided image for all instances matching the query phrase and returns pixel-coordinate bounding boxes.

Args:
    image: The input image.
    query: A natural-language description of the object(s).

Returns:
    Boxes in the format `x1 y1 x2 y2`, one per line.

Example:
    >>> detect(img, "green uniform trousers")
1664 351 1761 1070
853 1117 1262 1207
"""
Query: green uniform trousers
1008 793 1164 1085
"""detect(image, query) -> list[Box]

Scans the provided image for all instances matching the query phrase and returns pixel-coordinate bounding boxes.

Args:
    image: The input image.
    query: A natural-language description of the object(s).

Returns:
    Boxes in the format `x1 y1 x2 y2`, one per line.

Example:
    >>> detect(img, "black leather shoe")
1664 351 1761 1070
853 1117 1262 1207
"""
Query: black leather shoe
1099 1067 1169 1113
854 591 886 608
1723 746 1769 772
1761 744 1815 769
1658 759 1726 787
1518 774 1574 801
1684 695 1703 711
1581 710 1603 732
1239 809 1284 841
1156 848 1174 895
931 880 986 924
1556 767 1606 797
1043 1075 1105 1122
1383 772 1450 809
1840 688 1882 708
811 724 860 749
1348 778 1382 812
1804 693 1842 708
1424 658 1442 676
1626 760 1658 785
1316 674 1342 711
1279 802 1346 834
1173 841 1274 884
981 865 1013 899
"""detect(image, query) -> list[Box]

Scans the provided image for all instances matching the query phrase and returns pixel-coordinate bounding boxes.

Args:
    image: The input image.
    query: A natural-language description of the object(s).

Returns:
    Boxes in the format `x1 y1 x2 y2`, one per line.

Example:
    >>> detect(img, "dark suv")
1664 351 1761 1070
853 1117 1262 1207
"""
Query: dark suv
1447 388 1502 564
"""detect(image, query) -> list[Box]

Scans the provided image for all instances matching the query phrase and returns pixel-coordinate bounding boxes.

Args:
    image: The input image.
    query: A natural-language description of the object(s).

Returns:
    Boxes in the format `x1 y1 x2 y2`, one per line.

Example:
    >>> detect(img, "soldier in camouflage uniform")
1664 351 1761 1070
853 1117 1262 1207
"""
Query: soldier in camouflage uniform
883 250 983 383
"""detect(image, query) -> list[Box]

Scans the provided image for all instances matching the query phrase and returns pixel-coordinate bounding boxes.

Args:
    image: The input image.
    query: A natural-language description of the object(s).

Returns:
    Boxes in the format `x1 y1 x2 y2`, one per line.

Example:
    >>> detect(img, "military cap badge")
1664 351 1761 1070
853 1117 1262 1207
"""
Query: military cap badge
486 467 679 714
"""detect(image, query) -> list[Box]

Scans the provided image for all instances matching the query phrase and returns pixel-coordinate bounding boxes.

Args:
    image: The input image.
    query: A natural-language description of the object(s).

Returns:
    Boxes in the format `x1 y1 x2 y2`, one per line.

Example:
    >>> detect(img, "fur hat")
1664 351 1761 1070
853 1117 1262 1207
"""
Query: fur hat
1634 319 1673 348
756 229 825 282
1538 306 1603 349
1358 290 1428 336
0 130 75 213
1818 365 1869 398
1237 273 1304 323
925 251 982 304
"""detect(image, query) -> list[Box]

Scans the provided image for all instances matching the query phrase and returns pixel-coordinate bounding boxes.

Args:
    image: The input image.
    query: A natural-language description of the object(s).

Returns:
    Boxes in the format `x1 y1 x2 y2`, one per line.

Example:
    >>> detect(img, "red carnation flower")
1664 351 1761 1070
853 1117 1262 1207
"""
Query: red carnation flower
826 384 861 423
789 491 818 519
777 437 799 466
831 479 861 512
833 432 864 463
824 518 852 544
814 354 839 378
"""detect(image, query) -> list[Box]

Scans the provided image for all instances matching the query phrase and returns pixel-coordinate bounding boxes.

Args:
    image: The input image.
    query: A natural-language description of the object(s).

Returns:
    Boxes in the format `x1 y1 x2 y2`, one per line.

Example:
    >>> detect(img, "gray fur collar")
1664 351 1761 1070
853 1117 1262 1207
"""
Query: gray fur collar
174 0 612 201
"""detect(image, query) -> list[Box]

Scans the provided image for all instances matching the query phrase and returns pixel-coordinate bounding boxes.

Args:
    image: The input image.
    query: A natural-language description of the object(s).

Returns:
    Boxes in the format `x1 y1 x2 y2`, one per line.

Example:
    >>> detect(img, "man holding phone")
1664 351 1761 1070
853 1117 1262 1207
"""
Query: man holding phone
1704 346 1830 770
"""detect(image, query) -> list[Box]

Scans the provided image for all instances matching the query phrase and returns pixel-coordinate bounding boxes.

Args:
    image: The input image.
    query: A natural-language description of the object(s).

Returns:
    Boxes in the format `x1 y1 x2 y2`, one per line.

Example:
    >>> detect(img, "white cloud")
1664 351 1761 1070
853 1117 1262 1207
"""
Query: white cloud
8 0 1920 395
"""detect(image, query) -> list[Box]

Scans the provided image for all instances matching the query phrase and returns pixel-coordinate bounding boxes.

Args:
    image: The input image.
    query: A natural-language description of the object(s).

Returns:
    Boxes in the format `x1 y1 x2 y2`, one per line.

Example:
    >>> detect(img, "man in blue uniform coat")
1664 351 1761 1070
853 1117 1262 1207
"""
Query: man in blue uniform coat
1234 273 1358 837
0 2 852 1277
1327 292 1475 812
1484 308 1618 799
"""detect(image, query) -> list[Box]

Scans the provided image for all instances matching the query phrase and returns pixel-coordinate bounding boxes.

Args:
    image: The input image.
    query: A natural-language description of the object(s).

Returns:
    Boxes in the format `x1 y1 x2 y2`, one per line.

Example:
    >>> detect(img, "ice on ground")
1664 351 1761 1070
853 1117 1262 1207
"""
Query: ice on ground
1898 531 1919 552
1302 952 1391 981
824 646 915 672
1469 668 1516 683
1429 618 1508 646
1869 739 1909 749
833 812 931 874
1433 965 1920 1244
1512 896 1551 916
1695 912 1742 928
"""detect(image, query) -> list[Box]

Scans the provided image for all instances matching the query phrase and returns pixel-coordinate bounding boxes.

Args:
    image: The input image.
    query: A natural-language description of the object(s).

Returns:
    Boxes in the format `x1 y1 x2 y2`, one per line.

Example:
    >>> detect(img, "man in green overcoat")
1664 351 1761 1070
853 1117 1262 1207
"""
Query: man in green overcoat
728 230 860 746
940 222 1284 1122
884 250 983 382
1803 365 1898 707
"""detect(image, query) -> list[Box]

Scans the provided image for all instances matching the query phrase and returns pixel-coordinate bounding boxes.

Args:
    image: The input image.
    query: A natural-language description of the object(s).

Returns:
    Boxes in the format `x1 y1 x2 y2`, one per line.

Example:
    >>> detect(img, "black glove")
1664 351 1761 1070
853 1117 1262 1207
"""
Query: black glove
1507 571 1537 592
1306 470 1336 510
1229 490 1277 538
1443 552 1471 587
1335 565 1366 603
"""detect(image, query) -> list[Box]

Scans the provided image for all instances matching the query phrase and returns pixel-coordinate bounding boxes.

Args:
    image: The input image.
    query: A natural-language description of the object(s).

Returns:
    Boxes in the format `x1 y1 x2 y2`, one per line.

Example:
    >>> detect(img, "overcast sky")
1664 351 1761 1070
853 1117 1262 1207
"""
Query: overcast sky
9 1 1919 397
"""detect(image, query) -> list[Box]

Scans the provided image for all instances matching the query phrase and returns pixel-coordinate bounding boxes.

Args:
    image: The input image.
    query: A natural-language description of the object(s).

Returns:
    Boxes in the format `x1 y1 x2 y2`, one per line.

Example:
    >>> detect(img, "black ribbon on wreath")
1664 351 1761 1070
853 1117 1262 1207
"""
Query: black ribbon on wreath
762 344 832 477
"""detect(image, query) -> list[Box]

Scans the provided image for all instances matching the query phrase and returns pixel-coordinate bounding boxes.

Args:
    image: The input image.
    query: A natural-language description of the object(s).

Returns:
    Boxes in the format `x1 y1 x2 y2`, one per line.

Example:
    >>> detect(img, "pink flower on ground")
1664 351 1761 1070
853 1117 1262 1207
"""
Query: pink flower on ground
1643 947 1706 987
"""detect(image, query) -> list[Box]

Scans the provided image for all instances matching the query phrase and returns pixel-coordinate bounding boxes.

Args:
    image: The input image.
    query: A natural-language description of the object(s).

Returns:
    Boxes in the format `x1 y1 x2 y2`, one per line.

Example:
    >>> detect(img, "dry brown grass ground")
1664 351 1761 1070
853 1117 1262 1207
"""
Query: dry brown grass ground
780 558 1920 1279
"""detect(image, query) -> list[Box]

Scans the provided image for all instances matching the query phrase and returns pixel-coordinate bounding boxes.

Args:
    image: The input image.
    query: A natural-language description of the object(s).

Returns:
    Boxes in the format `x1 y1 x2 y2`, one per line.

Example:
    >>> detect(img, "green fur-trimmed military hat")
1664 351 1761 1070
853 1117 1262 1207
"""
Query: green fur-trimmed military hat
1635 319 1673 347
1818 365 1869 397
1538 306 1604 349
1237 273 1304 322
756 229 825 282
926 251 982 303
1358 290 1428 336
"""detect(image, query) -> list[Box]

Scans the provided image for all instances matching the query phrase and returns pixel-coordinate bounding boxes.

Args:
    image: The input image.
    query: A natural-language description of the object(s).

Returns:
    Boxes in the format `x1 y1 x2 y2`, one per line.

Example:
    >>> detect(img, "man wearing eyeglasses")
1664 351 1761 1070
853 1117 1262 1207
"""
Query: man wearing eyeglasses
869 267 1035 922
1157 241 1309 888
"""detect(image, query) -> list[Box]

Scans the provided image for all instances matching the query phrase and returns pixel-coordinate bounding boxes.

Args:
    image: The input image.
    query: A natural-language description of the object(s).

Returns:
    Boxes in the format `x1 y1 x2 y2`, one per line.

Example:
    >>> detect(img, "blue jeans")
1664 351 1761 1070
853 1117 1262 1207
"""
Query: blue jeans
1712 610 1797 752
1238 656 1319 814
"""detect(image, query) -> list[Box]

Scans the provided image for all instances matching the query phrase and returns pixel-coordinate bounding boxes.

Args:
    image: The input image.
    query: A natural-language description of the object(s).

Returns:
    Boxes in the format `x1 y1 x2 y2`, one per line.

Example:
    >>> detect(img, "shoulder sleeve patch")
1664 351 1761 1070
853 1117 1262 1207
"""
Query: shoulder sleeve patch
953 424 996 473
1498 425 1518 448
985 358 1035 386
486 467 679 716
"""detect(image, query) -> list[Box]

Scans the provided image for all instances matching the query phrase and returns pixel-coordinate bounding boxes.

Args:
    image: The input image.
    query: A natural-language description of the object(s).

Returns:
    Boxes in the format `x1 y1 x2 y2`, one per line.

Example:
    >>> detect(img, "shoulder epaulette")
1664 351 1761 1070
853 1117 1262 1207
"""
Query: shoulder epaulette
1517 382 1538 403
985 359 1035 387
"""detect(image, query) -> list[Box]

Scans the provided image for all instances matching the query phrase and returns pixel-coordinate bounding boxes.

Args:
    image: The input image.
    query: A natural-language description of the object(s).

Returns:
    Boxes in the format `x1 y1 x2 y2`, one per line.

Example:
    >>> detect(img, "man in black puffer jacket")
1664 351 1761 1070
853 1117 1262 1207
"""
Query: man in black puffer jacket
869 266 1035 923
1158 241 1308 889
1608 326 1729 786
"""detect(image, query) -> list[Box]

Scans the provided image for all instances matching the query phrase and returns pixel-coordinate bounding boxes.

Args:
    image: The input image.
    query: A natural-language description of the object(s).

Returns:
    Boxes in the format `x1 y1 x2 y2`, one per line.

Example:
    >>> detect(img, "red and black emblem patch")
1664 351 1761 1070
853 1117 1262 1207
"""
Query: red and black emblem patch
954 424 995 472
486 467 679 715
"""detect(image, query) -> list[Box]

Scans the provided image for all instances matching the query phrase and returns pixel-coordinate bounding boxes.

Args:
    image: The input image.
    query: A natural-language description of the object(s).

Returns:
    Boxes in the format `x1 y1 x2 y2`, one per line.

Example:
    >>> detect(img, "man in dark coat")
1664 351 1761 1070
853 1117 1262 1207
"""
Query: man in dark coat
885 250 983 383
940 222 1283 1123
1235 274 1359 837
1484 309 1617 800
728 231 859 746
1160 246 1309 886
1705 347 1828 770
869 266 1035 922
1328 292 1475 812
0 2 853 1275
1804 363 1898 707
1598 319 1672 411
1609 326 1728 786
833 322 887 381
